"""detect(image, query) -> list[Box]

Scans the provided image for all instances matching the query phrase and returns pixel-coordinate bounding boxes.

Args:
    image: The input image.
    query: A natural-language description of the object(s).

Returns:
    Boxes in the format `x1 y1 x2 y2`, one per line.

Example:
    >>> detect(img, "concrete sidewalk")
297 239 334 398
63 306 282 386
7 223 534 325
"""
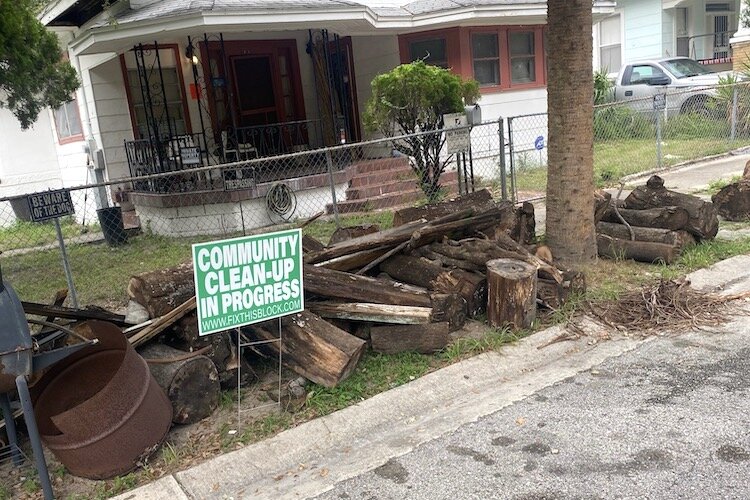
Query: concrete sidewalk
112 255 750 500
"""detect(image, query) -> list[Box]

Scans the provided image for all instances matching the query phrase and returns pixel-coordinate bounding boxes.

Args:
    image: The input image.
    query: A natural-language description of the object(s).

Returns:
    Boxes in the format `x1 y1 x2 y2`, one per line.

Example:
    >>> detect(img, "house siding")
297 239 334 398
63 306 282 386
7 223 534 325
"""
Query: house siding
622 0 664 61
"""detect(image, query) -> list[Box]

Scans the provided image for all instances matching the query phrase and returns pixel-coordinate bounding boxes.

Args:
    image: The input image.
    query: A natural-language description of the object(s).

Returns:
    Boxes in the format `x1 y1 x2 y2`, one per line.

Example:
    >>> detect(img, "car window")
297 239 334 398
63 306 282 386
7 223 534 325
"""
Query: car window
624 65 666 85
660 58 713 79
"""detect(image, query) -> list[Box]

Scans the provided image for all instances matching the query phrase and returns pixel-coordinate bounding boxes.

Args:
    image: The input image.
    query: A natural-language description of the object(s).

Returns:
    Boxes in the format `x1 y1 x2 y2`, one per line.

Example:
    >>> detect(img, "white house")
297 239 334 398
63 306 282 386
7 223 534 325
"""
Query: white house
593 0 741 73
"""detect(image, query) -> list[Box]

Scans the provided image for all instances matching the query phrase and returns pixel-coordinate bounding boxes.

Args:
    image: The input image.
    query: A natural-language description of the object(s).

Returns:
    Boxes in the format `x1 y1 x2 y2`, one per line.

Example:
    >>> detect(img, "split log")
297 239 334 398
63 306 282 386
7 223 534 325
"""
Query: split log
246 311 366 388
380 255 487 318
712 180 750 221
487 259 537 330
602 206 689 231
414 247 486 273
139 343 220 425
597 222 695 248
597 234 678 264
370 323 450 354
21 301 127 325
624 175 719 239
329 224 380 244
128 262 195 317
303 265 466 330
128 296 196 348
308 302 433 324
510 201 536 245
594 190 612 223
302 234 326 253
392 189 497 226
306 207 505 265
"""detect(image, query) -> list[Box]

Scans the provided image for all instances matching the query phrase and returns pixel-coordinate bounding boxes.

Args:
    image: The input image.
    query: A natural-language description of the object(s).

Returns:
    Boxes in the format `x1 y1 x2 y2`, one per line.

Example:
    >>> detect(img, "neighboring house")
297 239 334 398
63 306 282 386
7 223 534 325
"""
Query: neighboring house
594 0 740 73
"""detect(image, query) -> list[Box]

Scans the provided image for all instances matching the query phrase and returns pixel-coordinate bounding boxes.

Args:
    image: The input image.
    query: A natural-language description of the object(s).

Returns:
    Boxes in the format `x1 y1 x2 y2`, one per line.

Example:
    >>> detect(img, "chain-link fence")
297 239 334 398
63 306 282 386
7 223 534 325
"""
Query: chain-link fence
509 80 750 202
0 120 504 309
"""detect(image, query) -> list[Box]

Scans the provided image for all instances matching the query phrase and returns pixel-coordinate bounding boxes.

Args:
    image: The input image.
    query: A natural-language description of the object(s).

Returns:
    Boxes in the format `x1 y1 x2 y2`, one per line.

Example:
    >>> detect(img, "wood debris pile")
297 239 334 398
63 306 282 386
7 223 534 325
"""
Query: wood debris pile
595 175 719 264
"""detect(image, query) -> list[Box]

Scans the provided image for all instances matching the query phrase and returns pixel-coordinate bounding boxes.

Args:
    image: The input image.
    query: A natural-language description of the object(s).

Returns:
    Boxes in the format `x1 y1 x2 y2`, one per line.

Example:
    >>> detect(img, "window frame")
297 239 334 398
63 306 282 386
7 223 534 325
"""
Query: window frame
470 32 501 88
398 28 462 69
53 96 85 145
597 13 623 73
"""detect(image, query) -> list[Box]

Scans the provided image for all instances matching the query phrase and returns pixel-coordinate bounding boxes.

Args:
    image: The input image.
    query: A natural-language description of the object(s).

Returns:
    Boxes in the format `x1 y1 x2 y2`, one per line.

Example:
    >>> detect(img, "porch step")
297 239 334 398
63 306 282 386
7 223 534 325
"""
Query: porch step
345 178 419 200
348 165 415 187
327 178 460 214
347 157 411 175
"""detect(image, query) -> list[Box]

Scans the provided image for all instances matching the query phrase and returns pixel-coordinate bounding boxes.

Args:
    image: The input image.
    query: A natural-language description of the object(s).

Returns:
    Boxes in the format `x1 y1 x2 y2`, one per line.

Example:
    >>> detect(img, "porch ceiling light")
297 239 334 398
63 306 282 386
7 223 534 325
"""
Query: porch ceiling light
185 44 199 66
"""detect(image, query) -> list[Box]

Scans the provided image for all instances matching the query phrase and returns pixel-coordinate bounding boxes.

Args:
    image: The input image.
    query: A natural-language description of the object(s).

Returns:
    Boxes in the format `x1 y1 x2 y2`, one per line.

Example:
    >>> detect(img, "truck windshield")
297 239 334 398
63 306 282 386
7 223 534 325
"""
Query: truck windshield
660 59 713 79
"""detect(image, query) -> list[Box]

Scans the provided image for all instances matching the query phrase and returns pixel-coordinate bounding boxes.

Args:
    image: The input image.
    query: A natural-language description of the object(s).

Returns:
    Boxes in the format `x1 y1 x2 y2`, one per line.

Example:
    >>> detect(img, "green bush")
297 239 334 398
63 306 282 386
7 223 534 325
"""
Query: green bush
593 106 654 141
593 68 614 105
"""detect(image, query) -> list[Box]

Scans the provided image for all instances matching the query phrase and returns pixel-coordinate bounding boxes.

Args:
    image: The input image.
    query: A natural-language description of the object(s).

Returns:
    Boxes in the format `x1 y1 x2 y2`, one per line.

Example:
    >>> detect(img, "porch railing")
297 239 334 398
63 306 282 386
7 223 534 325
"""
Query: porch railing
227 119 323 160
125 119 326 193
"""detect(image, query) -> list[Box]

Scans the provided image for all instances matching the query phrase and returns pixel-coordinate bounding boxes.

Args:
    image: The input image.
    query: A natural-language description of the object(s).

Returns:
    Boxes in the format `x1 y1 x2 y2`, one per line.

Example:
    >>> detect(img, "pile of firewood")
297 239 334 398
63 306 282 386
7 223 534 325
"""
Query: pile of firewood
595 175 719 264
111 189 581 426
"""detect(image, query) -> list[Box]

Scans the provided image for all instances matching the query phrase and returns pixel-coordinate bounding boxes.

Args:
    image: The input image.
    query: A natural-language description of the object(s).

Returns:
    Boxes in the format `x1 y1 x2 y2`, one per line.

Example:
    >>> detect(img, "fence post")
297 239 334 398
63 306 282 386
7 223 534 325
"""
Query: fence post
656 109 663 171
507 117 517 204
731 85 739 142
498 118 508 201
54 218 79 308
325 149 340 228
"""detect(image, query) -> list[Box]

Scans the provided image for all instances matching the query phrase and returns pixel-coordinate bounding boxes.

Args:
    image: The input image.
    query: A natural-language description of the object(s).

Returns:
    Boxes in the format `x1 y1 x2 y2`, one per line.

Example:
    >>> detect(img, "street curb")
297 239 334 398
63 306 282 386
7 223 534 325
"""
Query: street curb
620 146 750 184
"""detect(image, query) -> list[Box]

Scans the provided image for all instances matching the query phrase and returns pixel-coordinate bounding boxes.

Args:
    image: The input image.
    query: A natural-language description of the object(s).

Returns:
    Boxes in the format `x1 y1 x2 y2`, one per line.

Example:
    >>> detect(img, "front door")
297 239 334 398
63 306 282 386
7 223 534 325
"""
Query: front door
231 55 279 127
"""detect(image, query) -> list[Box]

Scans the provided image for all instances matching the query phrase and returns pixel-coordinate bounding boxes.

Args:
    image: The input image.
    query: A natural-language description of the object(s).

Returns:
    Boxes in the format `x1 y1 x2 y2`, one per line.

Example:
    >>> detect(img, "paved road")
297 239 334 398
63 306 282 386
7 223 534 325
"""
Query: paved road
317 317 750 500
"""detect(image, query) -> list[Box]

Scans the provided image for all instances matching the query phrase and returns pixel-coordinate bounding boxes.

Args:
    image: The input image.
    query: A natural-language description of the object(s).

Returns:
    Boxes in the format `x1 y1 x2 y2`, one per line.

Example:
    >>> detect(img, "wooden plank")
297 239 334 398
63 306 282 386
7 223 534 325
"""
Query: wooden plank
308 302 433 324
21 301 128 325
370 323 451 354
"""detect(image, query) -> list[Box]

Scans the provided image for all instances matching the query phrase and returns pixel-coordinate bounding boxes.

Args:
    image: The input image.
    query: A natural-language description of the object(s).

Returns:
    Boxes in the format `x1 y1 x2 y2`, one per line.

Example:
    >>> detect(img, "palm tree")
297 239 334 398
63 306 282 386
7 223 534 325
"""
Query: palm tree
545 0 597 264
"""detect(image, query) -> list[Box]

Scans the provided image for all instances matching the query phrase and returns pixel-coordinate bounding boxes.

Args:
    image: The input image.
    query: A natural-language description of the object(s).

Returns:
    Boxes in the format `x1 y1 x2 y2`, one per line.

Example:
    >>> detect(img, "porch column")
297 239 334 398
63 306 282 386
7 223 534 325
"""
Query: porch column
730 0 750 71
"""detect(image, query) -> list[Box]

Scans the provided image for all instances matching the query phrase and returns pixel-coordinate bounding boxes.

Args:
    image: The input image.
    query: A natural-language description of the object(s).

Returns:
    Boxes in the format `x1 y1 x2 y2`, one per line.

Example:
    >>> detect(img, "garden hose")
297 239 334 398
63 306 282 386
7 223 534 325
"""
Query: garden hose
266 182 297 222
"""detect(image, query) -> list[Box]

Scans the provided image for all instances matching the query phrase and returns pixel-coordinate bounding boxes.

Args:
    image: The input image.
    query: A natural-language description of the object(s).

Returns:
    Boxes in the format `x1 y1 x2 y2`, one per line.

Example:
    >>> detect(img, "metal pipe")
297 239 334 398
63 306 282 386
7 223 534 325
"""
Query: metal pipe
55 218 78 308
498 118 508 200
16 375 54 500
326 150 340 227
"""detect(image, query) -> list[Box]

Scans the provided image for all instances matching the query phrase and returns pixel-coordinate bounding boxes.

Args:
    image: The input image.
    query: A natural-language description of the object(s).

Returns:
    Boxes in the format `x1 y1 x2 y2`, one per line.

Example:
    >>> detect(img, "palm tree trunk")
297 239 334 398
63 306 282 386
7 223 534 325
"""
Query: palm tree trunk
546 0 597 264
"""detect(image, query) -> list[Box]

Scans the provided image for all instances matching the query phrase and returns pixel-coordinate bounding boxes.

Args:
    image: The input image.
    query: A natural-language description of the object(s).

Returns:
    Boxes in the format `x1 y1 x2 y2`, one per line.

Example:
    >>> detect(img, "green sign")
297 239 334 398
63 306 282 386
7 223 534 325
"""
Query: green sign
192 228 304 336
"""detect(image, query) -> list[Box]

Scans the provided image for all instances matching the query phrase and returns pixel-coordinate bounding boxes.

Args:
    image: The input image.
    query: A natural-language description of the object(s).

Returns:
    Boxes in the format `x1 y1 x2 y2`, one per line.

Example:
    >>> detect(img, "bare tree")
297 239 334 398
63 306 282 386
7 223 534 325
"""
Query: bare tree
545 0 597 263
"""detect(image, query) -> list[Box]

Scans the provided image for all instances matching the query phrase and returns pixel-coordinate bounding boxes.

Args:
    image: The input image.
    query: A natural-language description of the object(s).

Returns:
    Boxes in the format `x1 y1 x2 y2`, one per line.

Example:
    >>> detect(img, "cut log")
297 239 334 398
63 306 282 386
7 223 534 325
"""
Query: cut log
308 302 433 324
602 206 690 231
712 180 750 221
139 343 220 425
392 189 497 226
370 323 451 354
597 234 678 264
510 201 536 245
302 234 326 253
380 255 487 318
596 222 695 248
320 247 392 272
486 259 537 330
594 190 612 224
246 311 366 388
128 262 195 317
414 247 486 273
537 270 586 310
624 175 719 239
329 224 380 244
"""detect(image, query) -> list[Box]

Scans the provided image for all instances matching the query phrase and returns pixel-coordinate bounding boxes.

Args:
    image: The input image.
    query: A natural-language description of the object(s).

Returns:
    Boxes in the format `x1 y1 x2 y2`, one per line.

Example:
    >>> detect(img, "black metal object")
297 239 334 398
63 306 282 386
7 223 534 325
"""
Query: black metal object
0 269 96 500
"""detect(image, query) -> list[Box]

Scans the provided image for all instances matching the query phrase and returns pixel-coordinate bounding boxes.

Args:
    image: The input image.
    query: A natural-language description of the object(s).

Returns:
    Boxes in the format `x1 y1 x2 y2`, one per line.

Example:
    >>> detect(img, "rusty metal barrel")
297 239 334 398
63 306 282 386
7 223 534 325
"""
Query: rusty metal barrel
32 321 172 479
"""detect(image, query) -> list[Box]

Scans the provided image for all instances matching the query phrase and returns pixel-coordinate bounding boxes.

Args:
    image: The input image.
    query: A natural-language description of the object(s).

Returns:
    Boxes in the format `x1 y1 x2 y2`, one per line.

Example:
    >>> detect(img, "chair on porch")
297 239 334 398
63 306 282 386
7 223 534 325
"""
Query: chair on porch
221 130 257 162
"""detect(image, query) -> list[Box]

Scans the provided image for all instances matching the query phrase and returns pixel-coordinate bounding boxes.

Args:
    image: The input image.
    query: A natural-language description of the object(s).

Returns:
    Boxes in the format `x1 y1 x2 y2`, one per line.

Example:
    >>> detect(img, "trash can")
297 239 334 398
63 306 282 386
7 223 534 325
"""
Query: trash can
97 206 128 247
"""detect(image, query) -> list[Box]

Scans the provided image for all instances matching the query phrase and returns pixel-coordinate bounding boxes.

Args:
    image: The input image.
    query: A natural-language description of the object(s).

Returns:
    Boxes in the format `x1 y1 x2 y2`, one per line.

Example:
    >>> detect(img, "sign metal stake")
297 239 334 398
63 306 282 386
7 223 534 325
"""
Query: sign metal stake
54 218 79 308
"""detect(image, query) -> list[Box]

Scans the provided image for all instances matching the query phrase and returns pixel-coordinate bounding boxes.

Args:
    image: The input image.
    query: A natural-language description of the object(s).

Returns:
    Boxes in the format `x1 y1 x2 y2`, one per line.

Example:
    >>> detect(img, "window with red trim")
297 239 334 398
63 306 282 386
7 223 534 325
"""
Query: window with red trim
409 38 448 68
53 98 84 144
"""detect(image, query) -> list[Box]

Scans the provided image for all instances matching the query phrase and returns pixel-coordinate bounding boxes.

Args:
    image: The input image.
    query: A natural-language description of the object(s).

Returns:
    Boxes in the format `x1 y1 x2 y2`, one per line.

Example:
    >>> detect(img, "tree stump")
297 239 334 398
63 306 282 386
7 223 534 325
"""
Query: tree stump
712 180 750 221
139 343 220 425
486 259 537 330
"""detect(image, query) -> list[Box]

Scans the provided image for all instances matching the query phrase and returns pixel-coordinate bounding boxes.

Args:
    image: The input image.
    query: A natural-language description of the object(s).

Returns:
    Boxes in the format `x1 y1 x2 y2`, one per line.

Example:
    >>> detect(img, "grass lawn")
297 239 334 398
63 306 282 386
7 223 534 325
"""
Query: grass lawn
513 137 750 196
0 216 98 253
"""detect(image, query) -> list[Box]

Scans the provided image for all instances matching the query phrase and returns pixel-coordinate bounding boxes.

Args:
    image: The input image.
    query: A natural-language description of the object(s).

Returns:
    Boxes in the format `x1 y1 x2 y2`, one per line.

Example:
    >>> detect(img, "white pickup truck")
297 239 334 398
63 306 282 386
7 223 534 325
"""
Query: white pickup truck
612 57 729 114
